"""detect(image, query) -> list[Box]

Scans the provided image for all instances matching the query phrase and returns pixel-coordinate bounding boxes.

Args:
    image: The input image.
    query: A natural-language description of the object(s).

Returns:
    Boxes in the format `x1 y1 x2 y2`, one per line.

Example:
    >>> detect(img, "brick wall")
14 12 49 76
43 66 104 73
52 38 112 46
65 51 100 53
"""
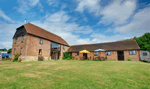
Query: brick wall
11 35 28 58
106 51 118 60
60 45 69 59
124 50 140 61
11 34 70 61
27 35 51 57
71 50 139 61
72 51 117 60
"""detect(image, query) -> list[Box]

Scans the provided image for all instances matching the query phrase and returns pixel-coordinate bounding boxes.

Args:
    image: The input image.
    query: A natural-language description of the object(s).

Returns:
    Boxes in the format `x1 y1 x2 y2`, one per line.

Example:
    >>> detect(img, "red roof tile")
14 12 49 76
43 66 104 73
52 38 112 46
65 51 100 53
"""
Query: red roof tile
23 23 69 46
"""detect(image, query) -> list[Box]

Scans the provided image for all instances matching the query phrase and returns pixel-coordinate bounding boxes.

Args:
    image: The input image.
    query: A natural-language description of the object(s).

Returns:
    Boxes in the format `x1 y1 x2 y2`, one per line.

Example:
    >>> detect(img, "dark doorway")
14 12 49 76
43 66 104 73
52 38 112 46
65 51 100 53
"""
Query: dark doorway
83 53 87 60
117 51 124 61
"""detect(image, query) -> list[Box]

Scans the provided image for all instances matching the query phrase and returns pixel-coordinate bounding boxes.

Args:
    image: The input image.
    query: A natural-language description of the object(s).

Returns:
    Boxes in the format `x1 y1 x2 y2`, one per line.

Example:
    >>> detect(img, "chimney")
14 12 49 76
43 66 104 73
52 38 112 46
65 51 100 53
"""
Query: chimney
25 19 27 24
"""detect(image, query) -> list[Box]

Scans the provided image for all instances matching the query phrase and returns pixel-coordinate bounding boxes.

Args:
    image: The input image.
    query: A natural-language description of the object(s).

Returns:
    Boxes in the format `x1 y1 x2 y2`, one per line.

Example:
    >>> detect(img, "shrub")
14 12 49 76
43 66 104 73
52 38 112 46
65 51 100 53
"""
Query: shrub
128 57 132 61
63 52 72 60
13 53 20 62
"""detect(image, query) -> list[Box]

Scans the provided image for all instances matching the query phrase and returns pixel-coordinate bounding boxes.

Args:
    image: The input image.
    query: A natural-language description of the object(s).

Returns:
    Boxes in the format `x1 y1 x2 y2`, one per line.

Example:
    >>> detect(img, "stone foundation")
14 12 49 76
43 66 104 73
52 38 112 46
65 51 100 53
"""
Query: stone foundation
18 56 51 62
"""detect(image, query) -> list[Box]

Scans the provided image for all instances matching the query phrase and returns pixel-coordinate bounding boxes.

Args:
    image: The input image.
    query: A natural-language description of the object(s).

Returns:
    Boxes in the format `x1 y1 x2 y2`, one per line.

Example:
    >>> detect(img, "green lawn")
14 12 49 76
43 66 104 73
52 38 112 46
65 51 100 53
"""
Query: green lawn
0 60 150 89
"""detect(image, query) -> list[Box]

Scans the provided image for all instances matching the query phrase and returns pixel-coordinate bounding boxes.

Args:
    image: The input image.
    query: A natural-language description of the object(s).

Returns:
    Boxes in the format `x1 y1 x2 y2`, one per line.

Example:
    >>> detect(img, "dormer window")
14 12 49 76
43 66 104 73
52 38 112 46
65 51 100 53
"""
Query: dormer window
22 36 24 42
40 38 43 44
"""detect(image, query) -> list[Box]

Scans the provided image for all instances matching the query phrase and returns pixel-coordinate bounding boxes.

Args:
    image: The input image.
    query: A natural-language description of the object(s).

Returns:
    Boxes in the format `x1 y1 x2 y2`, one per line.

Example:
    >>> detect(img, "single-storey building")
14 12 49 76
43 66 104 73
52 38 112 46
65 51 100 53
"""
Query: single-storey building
11 23 69 61
11 23 141 61
68 40 141 61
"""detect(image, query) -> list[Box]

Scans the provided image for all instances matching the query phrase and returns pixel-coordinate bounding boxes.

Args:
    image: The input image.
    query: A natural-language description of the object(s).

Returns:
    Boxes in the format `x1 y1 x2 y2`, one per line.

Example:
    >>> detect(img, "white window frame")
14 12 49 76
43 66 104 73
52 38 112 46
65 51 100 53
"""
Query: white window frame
129 50 136 55
105 51 111 56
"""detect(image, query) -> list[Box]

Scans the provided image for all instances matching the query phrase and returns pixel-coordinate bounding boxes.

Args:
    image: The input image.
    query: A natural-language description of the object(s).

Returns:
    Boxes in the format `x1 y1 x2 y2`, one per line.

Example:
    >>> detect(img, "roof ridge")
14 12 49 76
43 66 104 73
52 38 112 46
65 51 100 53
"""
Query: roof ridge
70 40 135 47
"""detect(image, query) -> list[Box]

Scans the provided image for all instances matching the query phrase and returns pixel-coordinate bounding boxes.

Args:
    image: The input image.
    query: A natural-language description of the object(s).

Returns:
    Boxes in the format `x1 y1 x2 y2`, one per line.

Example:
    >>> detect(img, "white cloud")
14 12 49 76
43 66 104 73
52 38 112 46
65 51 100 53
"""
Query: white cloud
99 0 137 25
76 38 91 44
31 11 92 45
87 33 132 44
0 21 24 49
47 0 59 7
114 5 150 36
83 17 88 22
16 0 43 14
0 9 15 23
60 4 67 11
0 42 12 49
75 0 101 15
38 3 44 12
30 0 40 6
76 0 137 26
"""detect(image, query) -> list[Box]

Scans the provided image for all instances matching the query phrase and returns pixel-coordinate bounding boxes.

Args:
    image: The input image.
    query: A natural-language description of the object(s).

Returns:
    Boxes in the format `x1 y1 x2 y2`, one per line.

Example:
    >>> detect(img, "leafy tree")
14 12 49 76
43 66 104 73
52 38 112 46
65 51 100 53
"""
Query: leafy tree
0 48 7 51
133 32 150 51
7 48 12 54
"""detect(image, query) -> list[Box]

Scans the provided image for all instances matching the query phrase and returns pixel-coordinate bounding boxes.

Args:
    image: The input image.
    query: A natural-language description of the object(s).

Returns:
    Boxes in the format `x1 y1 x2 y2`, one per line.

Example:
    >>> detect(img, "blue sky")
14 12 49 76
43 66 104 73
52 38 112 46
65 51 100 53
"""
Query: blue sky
0 0 150 49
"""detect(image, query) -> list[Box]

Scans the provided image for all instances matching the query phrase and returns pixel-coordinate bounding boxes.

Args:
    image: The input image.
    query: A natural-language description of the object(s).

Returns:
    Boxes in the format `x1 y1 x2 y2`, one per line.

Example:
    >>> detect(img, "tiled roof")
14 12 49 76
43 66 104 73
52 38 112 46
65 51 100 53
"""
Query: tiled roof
68 40 140 52
23 23 69 46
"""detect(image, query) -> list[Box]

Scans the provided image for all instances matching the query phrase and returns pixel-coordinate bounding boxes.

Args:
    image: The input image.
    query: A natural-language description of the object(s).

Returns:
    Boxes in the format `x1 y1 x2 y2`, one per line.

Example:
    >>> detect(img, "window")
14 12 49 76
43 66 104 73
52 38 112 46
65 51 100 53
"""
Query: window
129 50 136 55
105 52 111 56
40 38 43 44
63 45 65 49
15 38 17 44
143 52 147 56
22 36 24 42
51 42 60 50
20 48 22 55
14 48 16 54
94 52 98 56
75 52 79 56
39 49 42 55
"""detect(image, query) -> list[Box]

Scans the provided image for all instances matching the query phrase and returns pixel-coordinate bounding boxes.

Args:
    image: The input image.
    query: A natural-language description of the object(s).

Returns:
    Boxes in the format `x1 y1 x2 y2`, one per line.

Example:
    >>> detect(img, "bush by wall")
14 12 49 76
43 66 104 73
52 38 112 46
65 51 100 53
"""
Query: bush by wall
63 52 72 60
128 56 132 61
13 53 20 62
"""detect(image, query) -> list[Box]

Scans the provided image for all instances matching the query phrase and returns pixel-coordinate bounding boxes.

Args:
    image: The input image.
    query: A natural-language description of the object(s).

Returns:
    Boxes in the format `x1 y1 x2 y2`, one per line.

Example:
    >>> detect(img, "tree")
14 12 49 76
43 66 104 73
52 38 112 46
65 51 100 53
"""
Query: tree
133 32 150 51
0 48 7 51
7 48 12 54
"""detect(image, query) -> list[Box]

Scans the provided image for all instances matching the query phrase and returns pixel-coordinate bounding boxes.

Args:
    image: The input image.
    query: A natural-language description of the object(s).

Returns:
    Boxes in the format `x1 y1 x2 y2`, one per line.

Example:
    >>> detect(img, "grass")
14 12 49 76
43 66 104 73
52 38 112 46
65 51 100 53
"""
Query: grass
0 60 150 89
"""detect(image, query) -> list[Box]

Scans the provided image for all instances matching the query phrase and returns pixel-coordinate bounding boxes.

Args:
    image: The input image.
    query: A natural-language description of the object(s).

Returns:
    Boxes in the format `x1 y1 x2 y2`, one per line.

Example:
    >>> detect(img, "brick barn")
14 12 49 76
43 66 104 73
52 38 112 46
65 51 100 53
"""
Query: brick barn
11 23 141 61
11 23 69 61
68 40 141 61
